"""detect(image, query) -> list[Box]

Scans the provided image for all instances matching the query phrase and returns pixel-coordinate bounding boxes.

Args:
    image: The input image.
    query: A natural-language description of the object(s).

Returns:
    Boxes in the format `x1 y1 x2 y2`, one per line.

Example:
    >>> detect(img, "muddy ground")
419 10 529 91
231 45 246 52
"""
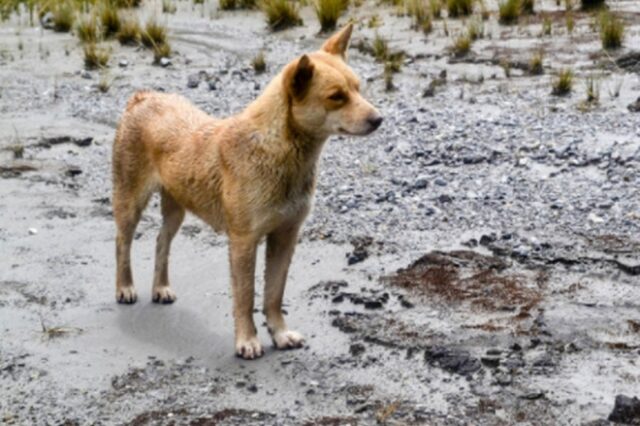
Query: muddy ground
1 0 640 424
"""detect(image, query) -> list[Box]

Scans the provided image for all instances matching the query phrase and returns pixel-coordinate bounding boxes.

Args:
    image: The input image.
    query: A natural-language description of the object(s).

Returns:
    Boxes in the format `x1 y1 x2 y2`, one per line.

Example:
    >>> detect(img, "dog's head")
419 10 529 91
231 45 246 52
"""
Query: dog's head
283 24 382 139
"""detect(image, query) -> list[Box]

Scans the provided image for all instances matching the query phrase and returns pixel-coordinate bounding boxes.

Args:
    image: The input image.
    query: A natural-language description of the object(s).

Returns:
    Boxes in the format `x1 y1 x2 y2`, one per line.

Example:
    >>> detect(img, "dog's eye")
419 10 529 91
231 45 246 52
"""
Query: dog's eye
328 91 347 102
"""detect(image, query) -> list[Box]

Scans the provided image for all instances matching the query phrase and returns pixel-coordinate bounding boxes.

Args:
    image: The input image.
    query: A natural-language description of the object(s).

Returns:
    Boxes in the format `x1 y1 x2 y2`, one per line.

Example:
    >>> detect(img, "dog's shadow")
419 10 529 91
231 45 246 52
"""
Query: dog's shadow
115 300 233 360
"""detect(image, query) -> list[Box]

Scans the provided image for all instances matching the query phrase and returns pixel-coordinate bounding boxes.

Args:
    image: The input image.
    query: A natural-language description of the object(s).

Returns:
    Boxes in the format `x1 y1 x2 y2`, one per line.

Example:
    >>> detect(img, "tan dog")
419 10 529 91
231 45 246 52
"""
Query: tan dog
112 24 382 359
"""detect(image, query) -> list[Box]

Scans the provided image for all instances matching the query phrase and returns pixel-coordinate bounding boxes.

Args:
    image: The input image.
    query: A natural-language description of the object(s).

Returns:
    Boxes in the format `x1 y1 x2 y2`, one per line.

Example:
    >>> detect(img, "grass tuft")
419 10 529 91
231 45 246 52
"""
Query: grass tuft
84 43 110 69
581 0 604 10
599 11 624 50
498 0 520 25
163 0 177 13
529 50 544 75
116 15 141 45
141 18 168 48
100 4 121 38
406 0 432 33
430 0 442 18
521 0 534 14
372 33 389 61
251 51 266 73
52 1 75 32
314 0 348 32
467 17 483 40
585 75 599 103
220 0 258 9
551 68 573 96
542 15 552 35
153 41 171 64
261 0 303 31
446 0 473 18
76 14 99 44
450 33 471 57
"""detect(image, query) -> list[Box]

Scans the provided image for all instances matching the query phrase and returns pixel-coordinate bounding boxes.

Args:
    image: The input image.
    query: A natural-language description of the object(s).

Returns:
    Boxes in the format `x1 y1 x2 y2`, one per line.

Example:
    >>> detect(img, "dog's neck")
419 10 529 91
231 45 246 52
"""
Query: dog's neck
241 74 328 165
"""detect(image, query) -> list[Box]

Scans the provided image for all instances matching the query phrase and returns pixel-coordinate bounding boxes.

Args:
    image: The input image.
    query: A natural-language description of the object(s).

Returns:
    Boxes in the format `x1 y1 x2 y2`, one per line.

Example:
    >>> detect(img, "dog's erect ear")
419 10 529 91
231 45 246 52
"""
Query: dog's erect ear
286 54 315 100
321 23 353 59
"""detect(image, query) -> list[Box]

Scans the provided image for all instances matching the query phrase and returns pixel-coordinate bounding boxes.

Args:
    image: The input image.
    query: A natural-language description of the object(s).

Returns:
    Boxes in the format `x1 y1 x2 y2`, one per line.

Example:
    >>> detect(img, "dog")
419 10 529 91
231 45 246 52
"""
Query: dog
112 24 382 359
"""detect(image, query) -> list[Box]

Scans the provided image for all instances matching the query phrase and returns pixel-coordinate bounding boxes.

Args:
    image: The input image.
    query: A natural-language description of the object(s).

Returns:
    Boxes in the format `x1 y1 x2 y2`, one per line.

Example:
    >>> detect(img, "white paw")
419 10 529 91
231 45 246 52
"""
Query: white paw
235 336 264 360
272 329 305 350
152 287 176 304
116 286 137 304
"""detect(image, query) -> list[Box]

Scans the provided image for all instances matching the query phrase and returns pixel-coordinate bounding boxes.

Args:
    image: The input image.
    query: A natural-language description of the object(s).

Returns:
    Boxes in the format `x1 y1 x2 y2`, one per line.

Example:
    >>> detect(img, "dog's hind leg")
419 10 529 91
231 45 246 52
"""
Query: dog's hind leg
113 185 152 304
151 189 185 304
264 223 304 350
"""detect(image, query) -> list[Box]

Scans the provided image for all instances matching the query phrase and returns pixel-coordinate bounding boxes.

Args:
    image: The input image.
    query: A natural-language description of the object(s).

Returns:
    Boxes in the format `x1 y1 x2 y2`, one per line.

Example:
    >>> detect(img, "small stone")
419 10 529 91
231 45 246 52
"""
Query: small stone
118 60 128 68
160 57 171 68
81 70 92 80
208 80 217 91
247 384 258 393
187 74 201 89
627 97 640 113
349 343 365 357
28 228 38 235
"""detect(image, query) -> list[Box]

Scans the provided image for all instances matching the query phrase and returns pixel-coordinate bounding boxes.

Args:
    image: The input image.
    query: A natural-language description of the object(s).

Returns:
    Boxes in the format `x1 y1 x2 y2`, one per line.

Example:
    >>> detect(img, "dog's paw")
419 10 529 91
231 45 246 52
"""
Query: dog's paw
116 287 137 304
272 329 305 350
235 336 264 360
152 287 176 304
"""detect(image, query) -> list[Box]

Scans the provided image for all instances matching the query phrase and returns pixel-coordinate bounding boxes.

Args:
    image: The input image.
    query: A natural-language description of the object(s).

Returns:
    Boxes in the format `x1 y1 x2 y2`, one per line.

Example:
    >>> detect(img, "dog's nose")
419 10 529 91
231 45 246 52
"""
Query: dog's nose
367 115 383 130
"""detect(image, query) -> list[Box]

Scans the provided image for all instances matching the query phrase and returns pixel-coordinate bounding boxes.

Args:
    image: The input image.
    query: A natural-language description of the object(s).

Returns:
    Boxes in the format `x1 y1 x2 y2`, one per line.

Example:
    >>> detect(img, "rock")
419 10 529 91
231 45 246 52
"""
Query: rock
608 395 640 424
40 12 54 29
424 346 481 376
28 228 38 235
118 60 128 68
208 80 217 91
247 384 258 393
413 177 428 190
627 97 640 113
66 166 82 177
187 74 201 89
159 57 172 68
349 343 365 357
81 71 92 80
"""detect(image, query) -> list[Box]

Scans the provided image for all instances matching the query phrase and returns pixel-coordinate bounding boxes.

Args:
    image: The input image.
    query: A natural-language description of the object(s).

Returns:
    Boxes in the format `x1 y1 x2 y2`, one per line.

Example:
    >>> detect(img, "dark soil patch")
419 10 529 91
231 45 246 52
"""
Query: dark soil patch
385 250 544 313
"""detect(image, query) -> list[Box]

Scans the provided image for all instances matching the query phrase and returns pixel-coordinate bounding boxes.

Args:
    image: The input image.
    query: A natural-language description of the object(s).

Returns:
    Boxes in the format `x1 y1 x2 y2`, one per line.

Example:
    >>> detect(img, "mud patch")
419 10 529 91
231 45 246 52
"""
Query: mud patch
385 250 545 314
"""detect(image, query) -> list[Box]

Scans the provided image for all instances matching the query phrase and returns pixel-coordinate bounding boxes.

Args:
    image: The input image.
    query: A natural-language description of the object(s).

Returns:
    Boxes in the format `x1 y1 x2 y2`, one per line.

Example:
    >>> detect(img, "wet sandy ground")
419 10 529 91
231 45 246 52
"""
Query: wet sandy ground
1 0 640 424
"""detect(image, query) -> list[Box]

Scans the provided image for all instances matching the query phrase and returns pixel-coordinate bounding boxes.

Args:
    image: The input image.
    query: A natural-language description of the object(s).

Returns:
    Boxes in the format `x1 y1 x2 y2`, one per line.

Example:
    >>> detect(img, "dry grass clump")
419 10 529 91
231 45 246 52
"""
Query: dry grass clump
100 4 121 38
262 0 303 31
521 0 534 14
446 0 473 17
406 0 432 33
599 11 624 50
551 68 573 96
430 0 442 18
219 0 258 9
84 43 110 69
116 15 141 45
153 42 171 63
162 0 177 13
450 33 471 56
112 0 142 7
529 50 544 75
498 0 520 24
540 16 552 36
585 75 599 103
314 0 348 32
141 18 168 48
467 17 483 39
251 51 266 73
52 1 75 32
581 0 604 10
76 14 99 43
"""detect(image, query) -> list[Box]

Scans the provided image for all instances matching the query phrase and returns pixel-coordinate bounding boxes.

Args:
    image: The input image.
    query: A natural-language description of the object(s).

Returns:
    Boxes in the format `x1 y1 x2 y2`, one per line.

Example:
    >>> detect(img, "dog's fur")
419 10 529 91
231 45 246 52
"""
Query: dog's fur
112 24 382 359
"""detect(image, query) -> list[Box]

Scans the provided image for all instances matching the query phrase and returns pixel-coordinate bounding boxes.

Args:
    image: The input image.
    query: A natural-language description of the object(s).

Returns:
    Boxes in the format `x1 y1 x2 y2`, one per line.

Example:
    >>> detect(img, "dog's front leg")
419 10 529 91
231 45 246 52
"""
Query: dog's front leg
264 224 304 350
229 234 263 359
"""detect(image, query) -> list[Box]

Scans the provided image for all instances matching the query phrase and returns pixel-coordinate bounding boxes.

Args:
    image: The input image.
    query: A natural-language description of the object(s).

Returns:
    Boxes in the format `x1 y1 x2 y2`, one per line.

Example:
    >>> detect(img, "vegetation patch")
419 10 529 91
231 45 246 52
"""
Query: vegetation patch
262 0 303 31
314 0 348 32
599 11 624 50
551 68 573 96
